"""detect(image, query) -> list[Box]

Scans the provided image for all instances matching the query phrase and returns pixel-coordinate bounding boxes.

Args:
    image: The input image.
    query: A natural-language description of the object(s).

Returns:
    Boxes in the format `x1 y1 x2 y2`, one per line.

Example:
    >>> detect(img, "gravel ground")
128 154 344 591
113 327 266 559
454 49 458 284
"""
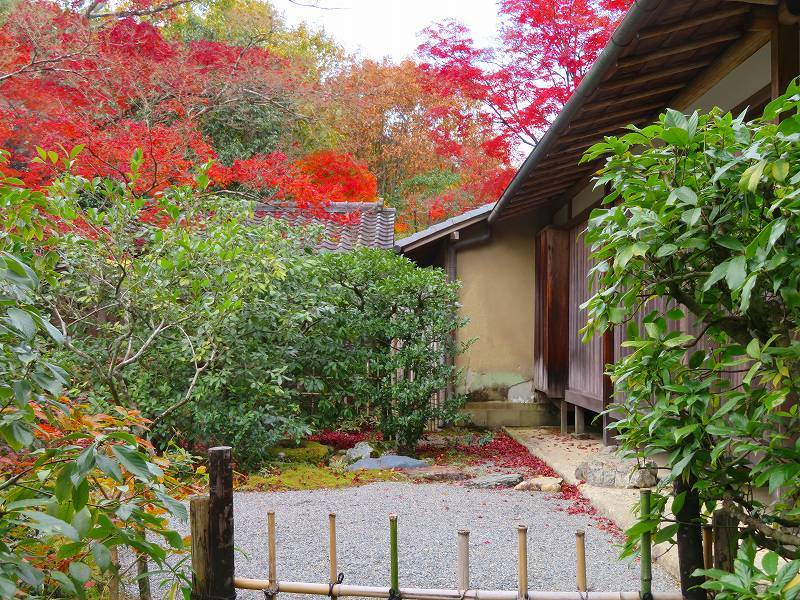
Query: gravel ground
189 482 677 599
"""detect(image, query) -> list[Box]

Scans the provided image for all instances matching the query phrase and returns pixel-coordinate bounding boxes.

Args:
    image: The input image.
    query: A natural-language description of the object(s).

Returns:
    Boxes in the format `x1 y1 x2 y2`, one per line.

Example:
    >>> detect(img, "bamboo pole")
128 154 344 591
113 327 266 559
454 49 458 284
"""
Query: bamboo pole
268 511 277 586
330 513 338 584
517 526 528 600
702 525 713 570
640 490 652 599
190 495 211 600
390 514 399 595
233 578 684 600
574 530 586 592
457 530 470 592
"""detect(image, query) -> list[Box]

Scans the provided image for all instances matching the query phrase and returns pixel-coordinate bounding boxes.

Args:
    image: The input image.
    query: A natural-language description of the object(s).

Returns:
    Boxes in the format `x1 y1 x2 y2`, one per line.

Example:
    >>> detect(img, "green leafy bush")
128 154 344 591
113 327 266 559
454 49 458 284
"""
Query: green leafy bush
34 148 467 472
583 82 800 594
698 540 799 599
0 153 196 599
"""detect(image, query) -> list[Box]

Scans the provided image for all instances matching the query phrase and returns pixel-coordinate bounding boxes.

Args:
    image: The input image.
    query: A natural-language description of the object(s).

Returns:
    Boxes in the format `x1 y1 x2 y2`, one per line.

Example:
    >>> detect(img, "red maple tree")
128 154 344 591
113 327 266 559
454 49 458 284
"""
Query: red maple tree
0 1 375 213
418 0 631 155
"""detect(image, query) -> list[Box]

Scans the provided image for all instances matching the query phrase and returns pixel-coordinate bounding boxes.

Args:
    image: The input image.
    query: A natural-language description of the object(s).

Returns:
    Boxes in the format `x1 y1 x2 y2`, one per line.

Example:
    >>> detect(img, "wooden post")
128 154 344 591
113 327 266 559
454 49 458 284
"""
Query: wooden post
457 530 470 592
208 446 236 600
389 514 399 596
329 513 338 584
574 406 586 436
772 20 800 101
702 525 713 570
575 530 587 592
560 400 569 435
190 495 211 600
517 525 528 600
268 511 277 585
712 509 739 572
640 490 652 600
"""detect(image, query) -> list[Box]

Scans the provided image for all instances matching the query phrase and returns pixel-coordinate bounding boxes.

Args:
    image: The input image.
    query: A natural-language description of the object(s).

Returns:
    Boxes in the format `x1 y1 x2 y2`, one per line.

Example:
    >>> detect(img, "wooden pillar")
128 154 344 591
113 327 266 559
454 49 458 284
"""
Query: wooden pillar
601 330 617 446
208 446 237 600
771 19 800 101
560 400 569 435
574 406 586 435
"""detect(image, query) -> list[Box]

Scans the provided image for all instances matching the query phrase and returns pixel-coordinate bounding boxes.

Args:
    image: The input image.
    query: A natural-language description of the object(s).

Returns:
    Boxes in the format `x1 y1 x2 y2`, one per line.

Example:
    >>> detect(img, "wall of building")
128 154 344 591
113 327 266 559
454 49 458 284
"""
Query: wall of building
693 43 770 113
453 215 541 399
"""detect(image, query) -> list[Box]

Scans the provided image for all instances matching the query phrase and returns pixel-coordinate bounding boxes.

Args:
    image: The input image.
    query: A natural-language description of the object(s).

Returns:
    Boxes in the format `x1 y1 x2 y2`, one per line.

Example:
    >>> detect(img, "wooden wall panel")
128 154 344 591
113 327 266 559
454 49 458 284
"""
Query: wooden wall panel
566 223 604 408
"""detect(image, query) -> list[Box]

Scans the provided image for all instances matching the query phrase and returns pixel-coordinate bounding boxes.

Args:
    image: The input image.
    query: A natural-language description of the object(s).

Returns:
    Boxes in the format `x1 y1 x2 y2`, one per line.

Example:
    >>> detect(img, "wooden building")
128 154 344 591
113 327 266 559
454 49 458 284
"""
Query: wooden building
398 0 800 439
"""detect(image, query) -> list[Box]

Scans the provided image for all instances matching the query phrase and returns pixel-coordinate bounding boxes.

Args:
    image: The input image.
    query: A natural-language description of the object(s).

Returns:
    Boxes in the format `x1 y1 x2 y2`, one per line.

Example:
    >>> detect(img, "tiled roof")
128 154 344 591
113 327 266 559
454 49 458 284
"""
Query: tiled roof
255 202 396 252
394 203 494 253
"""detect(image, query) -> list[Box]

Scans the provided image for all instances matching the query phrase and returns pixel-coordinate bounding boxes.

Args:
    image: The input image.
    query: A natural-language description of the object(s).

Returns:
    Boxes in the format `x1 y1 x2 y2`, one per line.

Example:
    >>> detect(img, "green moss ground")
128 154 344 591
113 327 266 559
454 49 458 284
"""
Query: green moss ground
238 463 404 492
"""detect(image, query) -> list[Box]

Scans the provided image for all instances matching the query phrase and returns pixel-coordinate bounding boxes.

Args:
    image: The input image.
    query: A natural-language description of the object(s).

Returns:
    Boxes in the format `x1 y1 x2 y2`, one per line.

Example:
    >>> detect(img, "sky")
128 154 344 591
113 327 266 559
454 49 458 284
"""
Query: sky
272 0 499 62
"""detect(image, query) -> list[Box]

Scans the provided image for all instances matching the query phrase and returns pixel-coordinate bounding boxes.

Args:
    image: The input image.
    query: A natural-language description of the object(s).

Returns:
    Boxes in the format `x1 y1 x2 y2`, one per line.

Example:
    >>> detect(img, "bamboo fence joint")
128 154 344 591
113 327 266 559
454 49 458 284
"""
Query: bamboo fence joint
390 514 400 599
457 530 470 593
517 525 528 600
575 530 587 592
639 490 653 600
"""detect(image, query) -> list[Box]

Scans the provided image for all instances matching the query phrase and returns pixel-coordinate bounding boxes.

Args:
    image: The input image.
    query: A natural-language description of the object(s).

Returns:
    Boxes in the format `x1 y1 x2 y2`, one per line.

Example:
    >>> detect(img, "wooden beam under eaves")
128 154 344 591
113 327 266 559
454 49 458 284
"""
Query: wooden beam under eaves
618 33 742 69
601 60 711 93
638 5 751 40
582 83 684 113
726 0 777 5
569 101 666 131
670 29 770 110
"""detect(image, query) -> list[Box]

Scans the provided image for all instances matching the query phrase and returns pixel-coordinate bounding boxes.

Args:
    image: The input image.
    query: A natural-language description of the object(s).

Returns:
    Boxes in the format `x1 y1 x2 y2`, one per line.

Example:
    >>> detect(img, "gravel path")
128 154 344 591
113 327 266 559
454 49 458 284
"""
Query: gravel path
207 482 676 599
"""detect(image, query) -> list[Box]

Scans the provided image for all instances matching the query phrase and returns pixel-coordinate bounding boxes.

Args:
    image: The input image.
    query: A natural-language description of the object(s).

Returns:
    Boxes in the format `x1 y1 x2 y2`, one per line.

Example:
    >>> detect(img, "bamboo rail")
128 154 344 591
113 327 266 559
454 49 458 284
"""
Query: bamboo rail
232 579 683 600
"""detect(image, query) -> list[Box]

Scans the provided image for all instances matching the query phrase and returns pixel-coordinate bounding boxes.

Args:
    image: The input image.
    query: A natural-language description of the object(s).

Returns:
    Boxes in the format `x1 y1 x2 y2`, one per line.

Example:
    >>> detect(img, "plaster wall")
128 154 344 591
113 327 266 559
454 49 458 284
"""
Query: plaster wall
454 217 538 398
693 43 771 113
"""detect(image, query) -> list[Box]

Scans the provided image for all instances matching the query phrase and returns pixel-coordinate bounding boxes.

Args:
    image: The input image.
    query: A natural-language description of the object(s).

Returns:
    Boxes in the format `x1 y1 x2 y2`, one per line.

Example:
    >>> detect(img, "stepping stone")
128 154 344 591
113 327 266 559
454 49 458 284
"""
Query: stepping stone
408 466 469 482
514 476 563 492
346 455 428 471
464 473 523 489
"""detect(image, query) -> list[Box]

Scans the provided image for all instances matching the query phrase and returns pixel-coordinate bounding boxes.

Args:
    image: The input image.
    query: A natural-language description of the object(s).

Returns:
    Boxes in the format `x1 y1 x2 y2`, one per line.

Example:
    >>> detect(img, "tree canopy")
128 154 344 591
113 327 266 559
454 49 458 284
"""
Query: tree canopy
0 0 632 230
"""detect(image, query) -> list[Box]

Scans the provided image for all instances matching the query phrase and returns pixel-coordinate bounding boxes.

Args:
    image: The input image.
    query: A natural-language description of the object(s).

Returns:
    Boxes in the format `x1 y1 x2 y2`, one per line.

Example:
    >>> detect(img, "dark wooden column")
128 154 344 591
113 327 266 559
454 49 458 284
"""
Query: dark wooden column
601 330 617 446
771 18 800 100
208 446 237 600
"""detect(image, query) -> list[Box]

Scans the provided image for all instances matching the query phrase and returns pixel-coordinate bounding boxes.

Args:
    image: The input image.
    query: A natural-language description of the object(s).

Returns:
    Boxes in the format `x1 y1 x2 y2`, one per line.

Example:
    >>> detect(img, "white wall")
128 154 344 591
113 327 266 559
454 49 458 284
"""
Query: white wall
693 43 771 113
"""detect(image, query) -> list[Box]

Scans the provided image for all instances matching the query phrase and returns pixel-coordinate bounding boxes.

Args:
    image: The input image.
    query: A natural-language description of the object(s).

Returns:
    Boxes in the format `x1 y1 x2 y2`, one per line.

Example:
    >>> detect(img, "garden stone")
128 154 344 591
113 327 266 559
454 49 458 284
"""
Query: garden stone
464 473 523 489
346 455 428 471
345 441 375 463
513 476 563 492
575 452 657 489
408 466 469 482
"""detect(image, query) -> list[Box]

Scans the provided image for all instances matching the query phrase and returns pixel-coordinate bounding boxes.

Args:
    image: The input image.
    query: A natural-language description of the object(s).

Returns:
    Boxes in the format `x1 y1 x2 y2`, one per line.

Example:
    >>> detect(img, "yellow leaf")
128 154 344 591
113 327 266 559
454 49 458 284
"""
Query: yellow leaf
785 573 800 592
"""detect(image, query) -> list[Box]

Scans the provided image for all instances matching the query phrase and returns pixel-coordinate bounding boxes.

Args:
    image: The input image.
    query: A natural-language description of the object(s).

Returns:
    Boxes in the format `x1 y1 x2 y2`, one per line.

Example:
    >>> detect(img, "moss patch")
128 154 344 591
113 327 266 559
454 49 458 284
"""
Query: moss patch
238 463 404 492
266 440 332 464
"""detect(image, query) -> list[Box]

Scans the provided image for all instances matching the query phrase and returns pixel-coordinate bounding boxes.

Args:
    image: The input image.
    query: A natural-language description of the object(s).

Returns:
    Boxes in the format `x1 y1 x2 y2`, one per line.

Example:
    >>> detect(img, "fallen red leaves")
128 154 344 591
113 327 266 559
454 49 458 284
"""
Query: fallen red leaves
308 429 381 451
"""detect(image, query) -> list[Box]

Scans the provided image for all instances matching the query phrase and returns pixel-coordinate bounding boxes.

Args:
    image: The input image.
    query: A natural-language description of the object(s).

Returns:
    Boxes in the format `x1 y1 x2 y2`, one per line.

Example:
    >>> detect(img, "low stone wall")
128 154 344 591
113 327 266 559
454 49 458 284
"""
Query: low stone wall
463 400 557 428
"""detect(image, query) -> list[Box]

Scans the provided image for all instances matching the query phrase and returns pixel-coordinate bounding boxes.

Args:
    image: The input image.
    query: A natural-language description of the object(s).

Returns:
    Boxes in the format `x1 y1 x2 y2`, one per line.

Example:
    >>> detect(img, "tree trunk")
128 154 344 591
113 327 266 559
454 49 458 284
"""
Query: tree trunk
712 508 739 572
137 552 152 600
673 476 706 599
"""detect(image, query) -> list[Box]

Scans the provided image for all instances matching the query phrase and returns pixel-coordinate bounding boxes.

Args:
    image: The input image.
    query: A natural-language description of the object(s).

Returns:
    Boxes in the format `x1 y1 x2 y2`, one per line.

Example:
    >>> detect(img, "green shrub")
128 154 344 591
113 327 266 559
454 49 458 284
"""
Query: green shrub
583 82 800 592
